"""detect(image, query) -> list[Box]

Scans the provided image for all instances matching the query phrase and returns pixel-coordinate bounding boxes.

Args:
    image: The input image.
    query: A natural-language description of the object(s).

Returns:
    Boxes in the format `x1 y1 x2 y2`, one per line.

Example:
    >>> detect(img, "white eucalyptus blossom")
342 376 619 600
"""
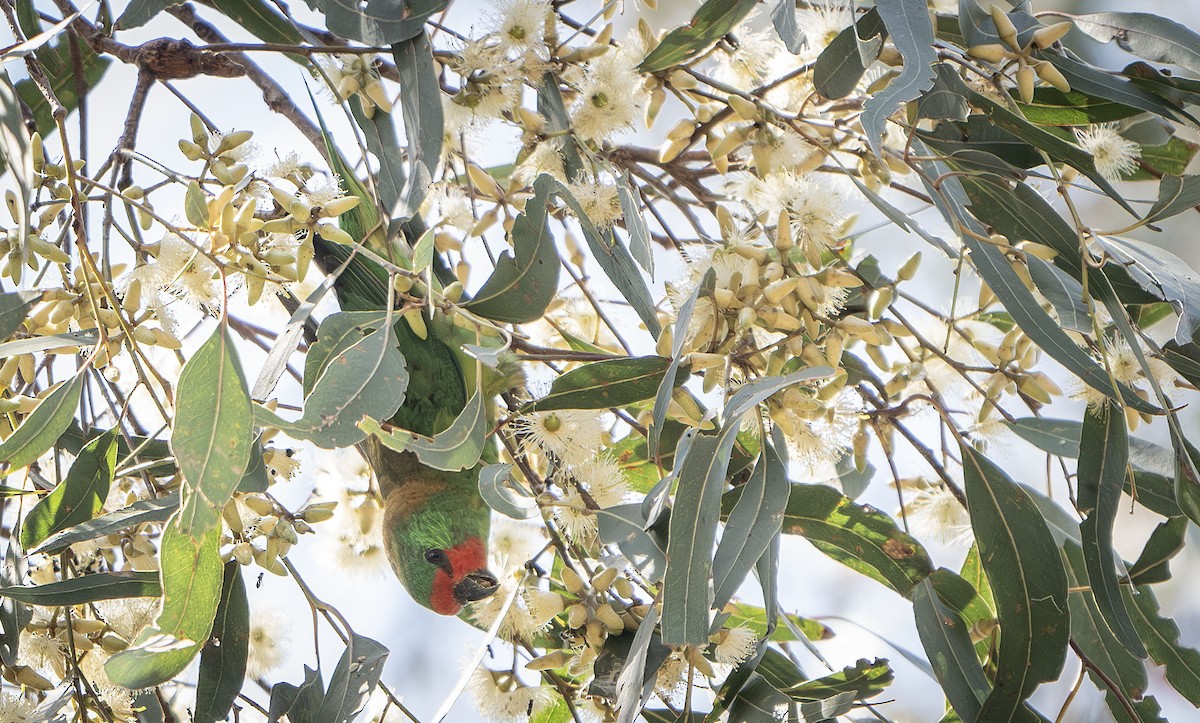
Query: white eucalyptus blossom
1074 123 1141 182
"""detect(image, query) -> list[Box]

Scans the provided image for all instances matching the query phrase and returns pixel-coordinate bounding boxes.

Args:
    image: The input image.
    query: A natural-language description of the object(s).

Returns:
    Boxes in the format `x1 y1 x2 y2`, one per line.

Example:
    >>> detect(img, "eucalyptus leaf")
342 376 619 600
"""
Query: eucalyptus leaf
33 492 179 555
528 356 674 411
1047 12 1200 76
0 571 160 605
20 429 117 550
315 633 389 723
813 8 885 100
393 32 442 218
960 444 1069 718
638 0 758 73
863 0 937 154
478 463 537 519
173 325 254 536
0 371 84 474
195 562 249 723
465 175 559 324
302 0 445 45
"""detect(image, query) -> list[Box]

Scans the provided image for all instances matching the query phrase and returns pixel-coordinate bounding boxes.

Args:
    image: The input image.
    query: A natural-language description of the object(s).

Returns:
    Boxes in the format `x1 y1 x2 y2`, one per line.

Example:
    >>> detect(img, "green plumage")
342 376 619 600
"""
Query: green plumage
312 235 495 615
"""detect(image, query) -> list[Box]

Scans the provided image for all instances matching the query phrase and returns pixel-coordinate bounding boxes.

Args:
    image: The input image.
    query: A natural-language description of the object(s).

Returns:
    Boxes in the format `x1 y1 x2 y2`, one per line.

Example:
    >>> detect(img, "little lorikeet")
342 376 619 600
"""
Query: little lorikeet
313 236 499 616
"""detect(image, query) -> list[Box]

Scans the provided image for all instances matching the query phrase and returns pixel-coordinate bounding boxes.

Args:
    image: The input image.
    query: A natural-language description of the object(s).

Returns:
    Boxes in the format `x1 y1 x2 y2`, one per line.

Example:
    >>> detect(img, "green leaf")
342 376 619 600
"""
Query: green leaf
946 72 1137 213
20 429 117 550
185 181 208 228
0 291 39 341
268 667 324 723
362 390 485 471
302 0 445 45
778 483 933 596
1025 254 1090 333
1012 87 1143 126
465 175 559 323
960 444 1069 718
1143 175 1200 225
173 325 254 536
478 463 536 520
662 370 831 645
303 311 389 397
0 571 159 605
1136 137 1200 179
778 658 893 703
106 522 223 689
596 504 666 583
1060 542 1157 723
712 431 789 611
616 177 654 276
720 601 833 643
913 578 989 722
863 0 937 154
209 0 303 44
1040 53 1189 125
917 63 970 121
637 0 758 73
650 271 712 459
270 321 407 448
116 0 183 29
536 72 584 181
813 8 886 100
1129 516 1187 586
529 356 674 411
1095 235 1200 345
14 28 110 137
0 371 83 474
1047 12 1200 76
393 33 443 217
315 633 388 722
958 213 1156 414
554 180 661 338
1078 405 1145 658
607 607 668 723
348 99 405 230
33 492 179 555
1126 583 1200 705
194 562 248 723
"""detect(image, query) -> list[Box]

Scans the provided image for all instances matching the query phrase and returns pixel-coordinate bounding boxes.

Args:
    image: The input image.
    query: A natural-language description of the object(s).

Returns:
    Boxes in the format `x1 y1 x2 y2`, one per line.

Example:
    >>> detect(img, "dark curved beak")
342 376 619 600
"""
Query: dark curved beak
454 569 499 605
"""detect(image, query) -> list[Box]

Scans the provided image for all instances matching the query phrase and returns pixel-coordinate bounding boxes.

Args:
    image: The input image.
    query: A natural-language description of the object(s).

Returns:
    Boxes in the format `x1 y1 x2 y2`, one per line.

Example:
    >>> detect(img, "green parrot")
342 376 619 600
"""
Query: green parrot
312 235 499 616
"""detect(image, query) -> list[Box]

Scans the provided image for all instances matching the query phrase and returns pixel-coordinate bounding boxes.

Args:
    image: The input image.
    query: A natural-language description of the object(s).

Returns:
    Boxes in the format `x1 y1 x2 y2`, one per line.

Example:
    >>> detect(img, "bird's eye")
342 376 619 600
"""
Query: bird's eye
425 548 448 566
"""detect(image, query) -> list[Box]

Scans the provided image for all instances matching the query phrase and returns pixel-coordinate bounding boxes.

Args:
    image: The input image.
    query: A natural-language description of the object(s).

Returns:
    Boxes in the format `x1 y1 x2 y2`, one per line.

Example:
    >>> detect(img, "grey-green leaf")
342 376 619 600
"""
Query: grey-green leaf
105 522 223 688
637 0 758 73
195 562 249 723
478 463 537 520
1143 175 1200 225
302 0 445 45
173 325 254 536
813 8 885 100
465 175 559 324
33 492 179 555
315 633 388 723
115 0 183 29
1026 254 1090 333
0 571 160 605
0 291 40 341
712 430 789 612
20 429 118 550
1078 405 1145 658
961 444 1069 718
363 390 485 472
862 0 937 154
0 371 83 474
279 321 407 449
393 32 442 218
1048 12 1200 76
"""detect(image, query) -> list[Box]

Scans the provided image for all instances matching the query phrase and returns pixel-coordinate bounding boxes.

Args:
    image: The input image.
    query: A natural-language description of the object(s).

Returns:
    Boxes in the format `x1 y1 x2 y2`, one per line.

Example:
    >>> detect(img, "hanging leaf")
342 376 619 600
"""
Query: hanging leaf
315 633 389 723
106 522 223 689
862 0 937 154
912 577 989 722
1126 583 1200 705
778 483 933 596
1078 405 1145 658
1129 516 1188 586
0 371 84 474
960 444 1069 718
392 32 443 218
1025 254 1091 333
638 0 758 73
301 0 445 45
813 8 886 100
116 0 184 29
361 390 486 471
0 571 160 605
194 562 249 723
528 356 674 412
465 175 559 324
712 431 790 611
1045 12 1200 76
173 325 254 536
20 429 117 550
768 0 804 54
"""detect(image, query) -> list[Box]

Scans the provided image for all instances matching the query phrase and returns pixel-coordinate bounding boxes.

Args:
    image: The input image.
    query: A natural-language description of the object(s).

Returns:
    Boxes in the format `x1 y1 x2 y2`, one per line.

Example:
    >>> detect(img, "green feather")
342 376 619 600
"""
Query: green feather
313 234 492 615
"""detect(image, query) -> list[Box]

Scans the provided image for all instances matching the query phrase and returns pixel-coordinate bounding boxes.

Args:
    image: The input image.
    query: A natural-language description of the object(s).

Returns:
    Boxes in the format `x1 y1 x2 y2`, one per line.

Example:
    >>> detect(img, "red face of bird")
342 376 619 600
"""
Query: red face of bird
425 535 499 616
